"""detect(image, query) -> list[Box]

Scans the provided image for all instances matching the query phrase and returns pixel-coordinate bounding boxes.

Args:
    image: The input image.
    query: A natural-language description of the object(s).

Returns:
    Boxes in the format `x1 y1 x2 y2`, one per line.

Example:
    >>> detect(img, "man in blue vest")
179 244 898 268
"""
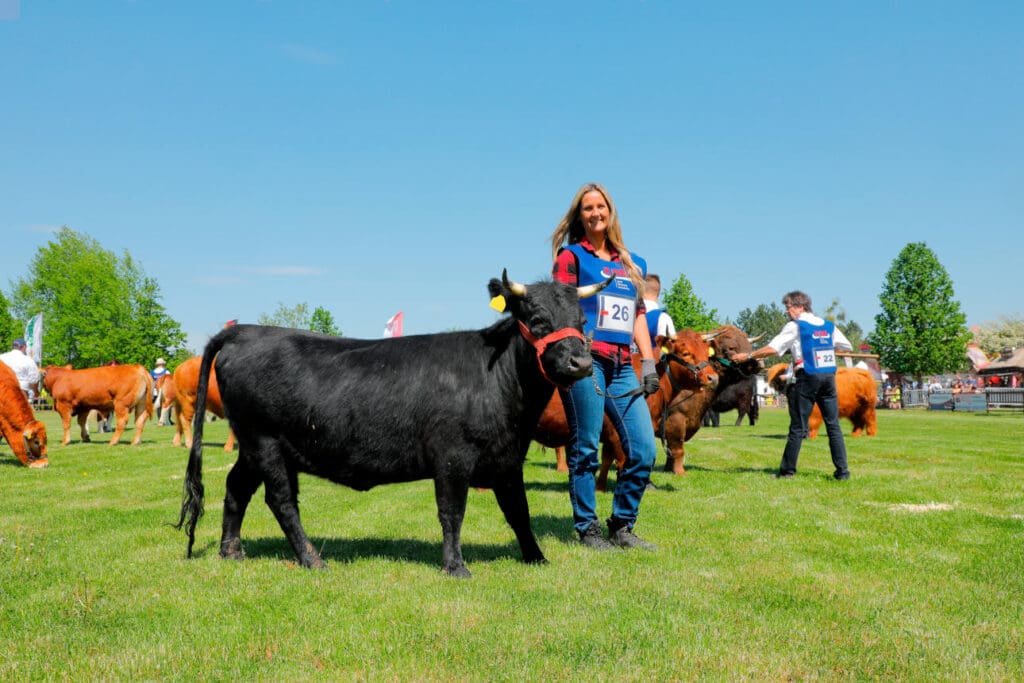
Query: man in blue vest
643 274 676 350
732 291 852 480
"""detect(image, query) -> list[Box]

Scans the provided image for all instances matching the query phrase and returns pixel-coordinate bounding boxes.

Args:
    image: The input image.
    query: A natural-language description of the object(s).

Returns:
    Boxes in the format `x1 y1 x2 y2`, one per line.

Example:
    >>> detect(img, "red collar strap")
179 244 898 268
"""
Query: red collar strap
518 321 586 386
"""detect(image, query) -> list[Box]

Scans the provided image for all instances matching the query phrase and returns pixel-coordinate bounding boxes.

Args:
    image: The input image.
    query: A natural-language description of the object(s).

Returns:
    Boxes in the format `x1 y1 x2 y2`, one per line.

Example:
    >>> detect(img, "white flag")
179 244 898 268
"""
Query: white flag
383 311 403 338
24 313 43 364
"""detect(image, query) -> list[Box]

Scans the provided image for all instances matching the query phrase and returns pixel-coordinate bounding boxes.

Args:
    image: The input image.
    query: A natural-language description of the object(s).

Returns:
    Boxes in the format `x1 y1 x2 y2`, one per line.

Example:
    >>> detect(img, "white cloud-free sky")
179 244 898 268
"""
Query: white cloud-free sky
2 1 1021 350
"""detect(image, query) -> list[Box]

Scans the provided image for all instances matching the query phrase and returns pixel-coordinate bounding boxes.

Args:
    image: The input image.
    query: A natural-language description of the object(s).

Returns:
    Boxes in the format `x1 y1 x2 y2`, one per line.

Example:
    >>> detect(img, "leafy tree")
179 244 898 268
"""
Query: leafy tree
10 227 187 368
0 289 20 346
257 302 311 329
735 302 787 341
662 273 719 332
870 242 971 385
823 298 866 351
258 302 342 336
973 316 1024 357
309 306 342 336
734 302 789 367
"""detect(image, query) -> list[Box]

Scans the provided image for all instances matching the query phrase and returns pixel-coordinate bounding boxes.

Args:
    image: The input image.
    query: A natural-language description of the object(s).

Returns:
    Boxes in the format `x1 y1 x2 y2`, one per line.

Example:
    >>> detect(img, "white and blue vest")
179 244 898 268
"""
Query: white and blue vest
563 244 646 346
797 319 837 375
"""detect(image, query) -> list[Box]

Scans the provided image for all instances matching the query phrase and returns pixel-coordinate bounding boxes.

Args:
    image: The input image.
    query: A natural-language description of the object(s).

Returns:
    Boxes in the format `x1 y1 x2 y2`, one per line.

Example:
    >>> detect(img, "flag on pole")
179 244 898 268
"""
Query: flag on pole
383 311 404 338
24 313 43 364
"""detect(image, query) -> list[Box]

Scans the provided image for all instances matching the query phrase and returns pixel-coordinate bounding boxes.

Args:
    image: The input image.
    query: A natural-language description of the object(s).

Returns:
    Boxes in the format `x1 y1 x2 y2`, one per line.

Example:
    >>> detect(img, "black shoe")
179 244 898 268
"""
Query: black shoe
606 518 656 550
578 521 615 551
773 472 795 479
833 471 850 481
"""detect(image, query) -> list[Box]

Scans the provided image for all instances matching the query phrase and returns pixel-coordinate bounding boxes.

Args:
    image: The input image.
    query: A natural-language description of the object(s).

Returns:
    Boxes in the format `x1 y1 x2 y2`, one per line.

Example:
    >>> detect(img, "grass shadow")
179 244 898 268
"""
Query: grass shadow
187 513 577 567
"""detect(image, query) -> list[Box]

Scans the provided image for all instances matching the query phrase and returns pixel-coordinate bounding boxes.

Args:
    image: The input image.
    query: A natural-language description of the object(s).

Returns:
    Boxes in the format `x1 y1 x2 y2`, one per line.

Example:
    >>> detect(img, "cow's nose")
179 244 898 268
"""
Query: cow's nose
568 353 593 378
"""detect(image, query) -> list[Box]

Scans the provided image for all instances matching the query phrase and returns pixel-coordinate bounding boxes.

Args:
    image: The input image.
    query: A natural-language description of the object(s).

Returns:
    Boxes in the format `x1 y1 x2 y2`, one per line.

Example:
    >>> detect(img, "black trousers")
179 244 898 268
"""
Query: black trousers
780 372 849 476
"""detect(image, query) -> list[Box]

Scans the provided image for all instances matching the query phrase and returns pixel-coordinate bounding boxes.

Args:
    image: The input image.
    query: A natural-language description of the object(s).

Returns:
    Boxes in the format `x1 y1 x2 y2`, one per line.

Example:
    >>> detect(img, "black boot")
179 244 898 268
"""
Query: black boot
606 517 656 550
578 521 615 551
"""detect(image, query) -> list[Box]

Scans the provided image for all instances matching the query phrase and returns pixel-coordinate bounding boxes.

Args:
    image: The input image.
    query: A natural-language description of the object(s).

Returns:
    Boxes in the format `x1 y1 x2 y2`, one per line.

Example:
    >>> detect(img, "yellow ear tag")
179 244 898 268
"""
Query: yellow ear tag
661 346 670 355
708 347 716 357
489 295 507 312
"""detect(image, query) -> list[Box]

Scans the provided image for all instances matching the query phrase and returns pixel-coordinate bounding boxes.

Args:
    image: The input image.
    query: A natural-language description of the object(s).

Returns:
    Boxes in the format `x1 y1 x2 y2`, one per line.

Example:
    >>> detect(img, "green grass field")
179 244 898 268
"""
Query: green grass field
2 406 1022 681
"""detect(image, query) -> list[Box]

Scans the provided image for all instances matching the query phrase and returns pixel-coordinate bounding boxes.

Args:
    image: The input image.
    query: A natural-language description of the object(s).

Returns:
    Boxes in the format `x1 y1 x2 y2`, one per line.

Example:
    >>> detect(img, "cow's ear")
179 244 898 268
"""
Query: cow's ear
487 278 504 299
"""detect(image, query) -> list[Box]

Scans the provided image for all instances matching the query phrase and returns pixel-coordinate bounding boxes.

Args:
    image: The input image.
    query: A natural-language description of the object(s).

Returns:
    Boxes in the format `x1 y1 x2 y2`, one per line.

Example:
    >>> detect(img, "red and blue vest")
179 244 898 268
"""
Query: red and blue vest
797 319 837 375
563 244 646 346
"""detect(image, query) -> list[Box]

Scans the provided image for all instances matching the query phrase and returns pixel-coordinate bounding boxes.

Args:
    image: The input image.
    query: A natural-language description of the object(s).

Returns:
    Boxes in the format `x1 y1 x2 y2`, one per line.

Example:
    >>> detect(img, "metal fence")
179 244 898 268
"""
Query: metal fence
900 388 1024 412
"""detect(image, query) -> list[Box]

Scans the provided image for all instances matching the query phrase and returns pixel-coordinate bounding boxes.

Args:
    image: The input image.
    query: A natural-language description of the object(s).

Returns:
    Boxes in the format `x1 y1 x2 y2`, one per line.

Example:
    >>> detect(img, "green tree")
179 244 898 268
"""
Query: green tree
871 242 971 385
734 302 789 367
0 289 21 346
663 273 719 332
10 227 187 368
309 306 342 336
823 298 866 351
973 316 1024 357
257 302 311 329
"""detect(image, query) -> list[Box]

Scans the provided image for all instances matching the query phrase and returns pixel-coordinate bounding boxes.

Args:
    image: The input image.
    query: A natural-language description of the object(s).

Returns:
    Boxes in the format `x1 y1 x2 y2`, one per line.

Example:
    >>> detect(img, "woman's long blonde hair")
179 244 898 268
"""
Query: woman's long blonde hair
549 182 645 292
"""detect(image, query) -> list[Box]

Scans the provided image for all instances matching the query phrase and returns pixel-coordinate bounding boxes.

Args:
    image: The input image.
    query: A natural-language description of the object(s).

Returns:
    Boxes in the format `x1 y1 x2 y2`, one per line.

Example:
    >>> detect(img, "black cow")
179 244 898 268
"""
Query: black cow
702 374 759 427
177 271 609 577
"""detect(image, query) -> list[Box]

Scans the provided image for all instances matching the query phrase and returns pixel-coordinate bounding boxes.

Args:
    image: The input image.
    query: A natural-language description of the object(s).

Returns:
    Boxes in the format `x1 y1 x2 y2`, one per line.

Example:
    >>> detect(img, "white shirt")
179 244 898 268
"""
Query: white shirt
767 312 852 366
643 299 676 338
0 349 41 391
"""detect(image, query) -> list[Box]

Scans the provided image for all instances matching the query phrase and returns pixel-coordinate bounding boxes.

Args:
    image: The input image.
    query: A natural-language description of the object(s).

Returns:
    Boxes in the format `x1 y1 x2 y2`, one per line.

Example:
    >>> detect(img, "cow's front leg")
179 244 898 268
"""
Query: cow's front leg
261 453 324 568
434 475 471 578
220 455 262 560
491 473 545 565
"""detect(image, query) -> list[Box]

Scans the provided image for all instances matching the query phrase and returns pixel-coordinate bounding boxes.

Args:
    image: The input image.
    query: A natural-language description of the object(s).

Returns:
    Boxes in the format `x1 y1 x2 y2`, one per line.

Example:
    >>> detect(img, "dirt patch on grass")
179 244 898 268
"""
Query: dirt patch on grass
888 502 955 513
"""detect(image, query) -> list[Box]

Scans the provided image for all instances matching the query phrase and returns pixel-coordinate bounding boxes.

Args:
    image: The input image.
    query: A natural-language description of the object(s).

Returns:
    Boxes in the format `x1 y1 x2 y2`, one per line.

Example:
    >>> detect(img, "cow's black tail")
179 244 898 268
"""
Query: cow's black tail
175 328 230 558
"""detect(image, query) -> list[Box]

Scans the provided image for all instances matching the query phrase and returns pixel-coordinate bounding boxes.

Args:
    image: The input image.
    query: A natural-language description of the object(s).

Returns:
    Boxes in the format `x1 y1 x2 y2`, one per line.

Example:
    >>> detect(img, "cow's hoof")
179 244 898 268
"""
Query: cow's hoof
220 538 245 560
28 458 49 469
523 555 548 566
444 565 472 579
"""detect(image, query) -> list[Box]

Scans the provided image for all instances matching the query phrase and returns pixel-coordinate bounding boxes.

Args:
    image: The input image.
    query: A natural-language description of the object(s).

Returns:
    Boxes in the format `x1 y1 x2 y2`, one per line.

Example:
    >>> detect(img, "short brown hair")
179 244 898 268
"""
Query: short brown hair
782 290 812 313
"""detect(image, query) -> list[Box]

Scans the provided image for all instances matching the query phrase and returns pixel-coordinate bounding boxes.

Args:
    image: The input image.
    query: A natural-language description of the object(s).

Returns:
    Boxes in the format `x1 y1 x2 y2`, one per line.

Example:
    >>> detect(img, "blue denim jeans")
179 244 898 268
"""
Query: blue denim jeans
560 354 657 534
780 371 849 476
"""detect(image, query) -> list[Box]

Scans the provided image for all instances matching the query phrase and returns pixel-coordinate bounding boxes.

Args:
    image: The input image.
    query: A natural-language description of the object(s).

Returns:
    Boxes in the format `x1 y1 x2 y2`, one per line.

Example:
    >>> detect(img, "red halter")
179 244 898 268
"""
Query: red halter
518 321 586 387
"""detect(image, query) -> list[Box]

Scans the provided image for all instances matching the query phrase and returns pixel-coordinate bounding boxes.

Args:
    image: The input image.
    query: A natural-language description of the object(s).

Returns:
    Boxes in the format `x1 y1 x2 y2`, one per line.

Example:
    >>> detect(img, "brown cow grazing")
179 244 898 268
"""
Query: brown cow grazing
533 328 721 485
171 356 235 451
42 364 153 445
767 363 878 439
0 362 48 467
647 325 760 477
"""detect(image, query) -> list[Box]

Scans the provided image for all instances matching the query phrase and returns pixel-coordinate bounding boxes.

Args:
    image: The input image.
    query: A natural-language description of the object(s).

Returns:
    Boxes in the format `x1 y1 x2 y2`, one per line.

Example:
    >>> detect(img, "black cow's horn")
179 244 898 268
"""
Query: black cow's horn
577 275 614 299
502 269 527 296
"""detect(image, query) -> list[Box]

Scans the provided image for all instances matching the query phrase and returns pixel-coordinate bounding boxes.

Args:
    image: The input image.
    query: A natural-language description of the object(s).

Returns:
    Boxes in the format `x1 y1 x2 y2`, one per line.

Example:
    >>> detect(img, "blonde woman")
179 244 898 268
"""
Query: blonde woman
549 183 658 550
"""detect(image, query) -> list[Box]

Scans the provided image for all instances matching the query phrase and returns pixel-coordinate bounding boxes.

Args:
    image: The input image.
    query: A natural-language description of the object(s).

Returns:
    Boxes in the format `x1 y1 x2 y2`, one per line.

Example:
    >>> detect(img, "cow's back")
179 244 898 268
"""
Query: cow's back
49 364 150 410
0 362 35 428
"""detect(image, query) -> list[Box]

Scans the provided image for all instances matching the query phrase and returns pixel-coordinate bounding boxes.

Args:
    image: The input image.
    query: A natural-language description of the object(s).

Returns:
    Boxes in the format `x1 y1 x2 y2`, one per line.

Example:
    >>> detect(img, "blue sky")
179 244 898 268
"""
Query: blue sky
2 1 1021 351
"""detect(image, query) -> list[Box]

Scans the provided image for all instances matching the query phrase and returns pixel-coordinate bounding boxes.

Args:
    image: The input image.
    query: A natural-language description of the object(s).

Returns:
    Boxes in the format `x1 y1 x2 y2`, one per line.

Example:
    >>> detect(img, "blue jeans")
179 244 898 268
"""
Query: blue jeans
780 371 849 476
560 354 657 534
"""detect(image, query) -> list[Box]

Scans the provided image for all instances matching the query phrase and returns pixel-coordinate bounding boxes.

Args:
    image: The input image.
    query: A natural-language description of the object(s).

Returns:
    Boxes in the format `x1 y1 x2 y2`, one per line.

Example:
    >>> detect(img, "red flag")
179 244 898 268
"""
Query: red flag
383 311 403 338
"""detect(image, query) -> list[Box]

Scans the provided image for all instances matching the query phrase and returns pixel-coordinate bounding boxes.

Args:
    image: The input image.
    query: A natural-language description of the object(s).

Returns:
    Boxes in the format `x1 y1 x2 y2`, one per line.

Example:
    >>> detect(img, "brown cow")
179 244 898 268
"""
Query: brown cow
155 372 175 426
641 325 760 477
0 362 48 467
42 364 153 445
171 356 235 451
533 328 721 486
767 364 878 439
